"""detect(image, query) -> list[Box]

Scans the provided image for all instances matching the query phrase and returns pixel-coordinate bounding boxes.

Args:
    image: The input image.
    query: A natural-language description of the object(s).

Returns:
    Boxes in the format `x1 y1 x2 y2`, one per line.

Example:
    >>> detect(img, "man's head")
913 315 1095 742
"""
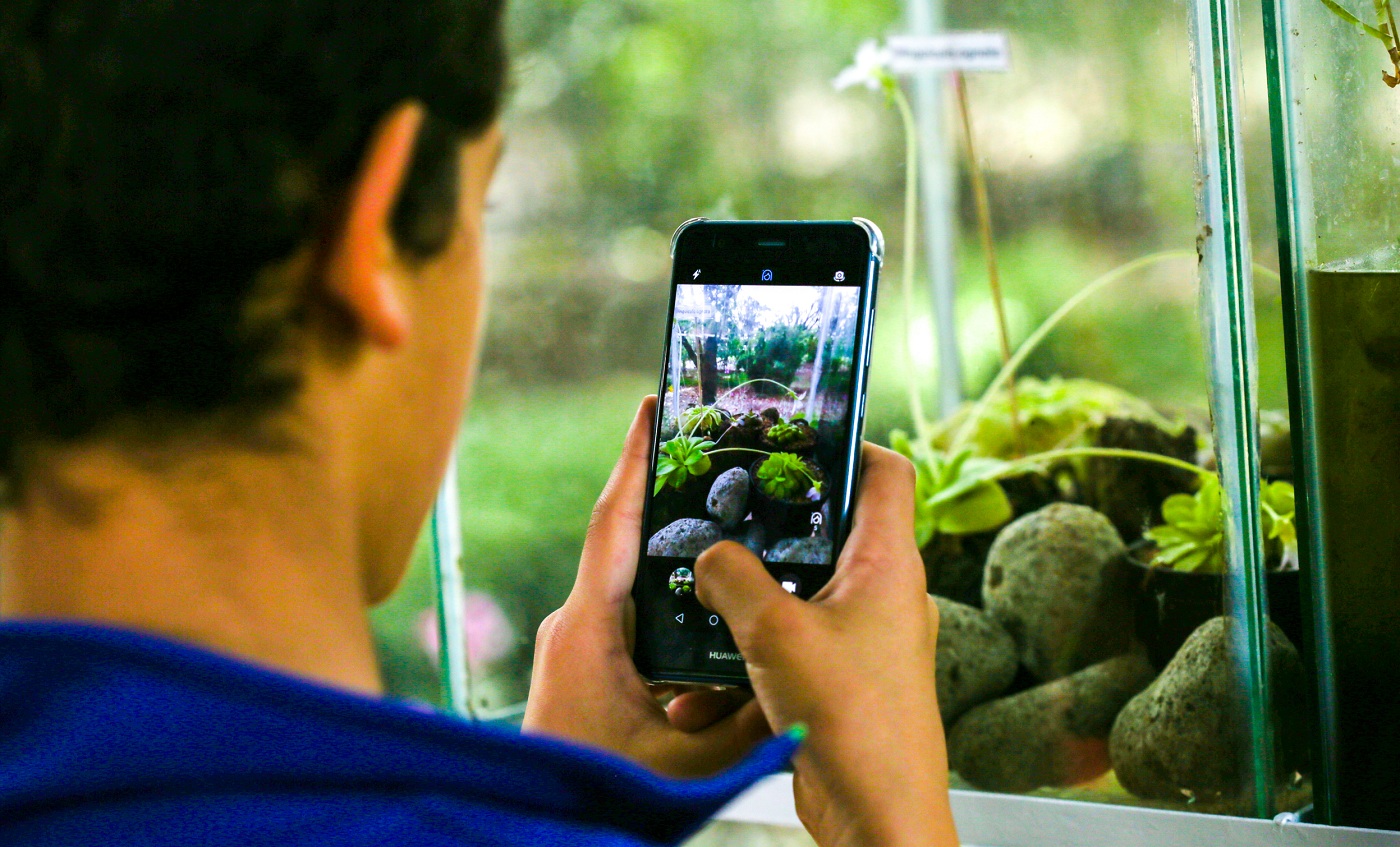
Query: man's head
0 1 507 601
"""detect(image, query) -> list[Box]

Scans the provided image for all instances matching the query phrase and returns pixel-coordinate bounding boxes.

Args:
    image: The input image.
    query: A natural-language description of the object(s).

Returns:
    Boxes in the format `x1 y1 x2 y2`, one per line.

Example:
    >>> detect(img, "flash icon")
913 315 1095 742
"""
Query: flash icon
692 269 701 279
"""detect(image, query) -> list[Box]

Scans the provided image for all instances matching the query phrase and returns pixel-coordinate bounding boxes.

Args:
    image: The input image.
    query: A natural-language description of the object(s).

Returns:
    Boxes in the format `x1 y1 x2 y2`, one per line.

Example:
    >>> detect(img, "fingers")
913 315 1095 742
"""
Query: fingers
667 687 754 733
650 698 773 778
819 443 924 602
572 396 657 609
842 443 918 556
694 541 799 661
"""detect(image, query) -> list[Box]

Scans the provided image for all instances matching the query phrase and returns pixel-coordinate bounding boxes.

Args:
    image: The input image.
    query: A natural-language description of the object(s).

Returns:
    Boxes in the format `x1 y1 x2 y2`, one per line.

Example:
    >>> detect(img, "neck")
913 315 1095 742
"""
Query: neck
0 442 383 696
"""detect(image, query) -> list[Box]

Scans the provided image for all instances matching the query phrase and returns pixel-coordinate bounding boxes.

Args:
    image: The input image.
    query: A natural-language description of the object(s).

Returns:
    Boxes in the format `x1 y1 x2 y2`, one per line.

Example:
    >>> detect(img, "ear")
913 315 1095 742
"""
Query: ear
325 101 425 350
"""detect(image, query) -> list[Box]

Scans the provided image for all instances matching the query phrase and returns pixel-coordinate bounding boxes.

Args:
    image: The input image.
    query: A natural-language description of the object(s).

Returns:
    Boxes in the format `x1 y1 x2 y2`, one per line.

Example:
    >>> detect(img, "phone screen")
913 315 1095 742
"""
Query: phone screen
633 220 878 684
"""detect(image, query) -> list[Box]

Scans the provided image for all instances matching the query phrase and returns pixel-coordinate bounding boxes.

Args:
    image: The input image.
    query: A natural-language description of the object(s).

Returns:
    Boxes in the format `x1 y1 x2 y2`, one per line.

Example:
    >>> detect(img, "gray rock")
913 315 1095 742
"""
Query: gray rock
983 503 1132 681
949 653 1156 793
706 468 750 529
1109 617 1307 806
766 536 832 565
932 595 1018 723
647 519 723 558
725 520 766 558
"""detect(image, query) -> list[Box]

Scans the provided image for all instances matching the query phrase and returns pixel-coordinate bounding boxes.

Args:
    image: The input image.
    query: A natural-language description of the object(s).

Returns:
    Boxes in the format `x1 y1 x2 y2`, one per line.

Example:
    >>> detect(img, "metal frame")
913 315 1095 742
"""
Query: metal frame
718 776 1400 847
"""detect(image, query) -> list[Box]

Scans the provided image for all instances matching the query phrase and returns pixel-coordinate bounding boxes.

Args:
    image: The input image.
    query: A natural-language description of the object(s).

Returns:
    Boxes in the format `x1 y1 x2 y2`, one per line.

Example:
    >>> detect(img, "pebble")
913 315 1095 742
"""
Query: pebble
1109 617 1308 805
948 653 1157 793
706 468 750 529
725 520 766 558
932 595 1018 723
765 536 832 565
647 519 723 558
983 503 1133 681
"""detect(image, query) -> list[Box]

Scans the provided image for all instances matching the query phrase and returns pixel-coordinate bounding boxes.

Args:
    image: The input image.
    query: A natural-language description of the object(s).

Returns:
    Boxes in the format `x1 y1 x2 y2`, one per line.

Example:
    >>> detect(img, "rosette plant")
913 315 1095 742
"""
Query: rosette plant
653 436 715 495
1144 476 1299 573
755 452 823 501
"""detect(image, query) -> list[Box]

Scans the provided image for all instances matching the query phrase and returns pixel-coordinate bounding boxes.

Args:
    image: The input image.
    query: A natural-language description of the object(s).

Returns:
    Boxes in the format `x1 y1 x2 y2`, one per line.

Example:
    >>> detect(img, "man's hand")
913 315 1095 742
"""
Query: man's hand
522 397 771 777
695 444 959 847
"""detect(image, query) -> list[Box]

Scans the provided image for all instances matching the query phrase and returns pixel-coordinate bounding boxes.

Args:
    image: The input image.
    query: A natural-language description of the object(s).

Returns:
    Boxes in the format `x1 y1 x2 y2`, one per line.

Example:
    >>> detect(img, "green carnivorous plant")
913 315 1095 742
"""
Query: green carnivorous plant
654 436 715 495
756 452 823 501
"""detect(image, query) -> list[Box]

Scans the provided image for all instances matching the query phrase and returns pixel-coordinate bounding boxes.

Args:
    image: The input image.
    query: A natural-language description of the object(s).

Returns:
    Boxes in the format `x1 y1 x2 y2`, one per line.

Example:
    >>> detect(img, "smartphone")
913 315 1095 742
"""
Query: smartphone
632 218 883 686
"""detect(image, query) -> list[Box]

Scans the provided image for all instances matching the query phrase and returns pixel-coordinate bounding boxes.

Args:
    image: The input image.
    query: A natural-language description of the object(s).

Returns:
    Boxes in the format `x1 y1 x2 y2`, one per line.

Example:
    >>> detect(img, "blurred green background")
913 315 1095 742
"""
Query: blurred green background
369 0 1290 711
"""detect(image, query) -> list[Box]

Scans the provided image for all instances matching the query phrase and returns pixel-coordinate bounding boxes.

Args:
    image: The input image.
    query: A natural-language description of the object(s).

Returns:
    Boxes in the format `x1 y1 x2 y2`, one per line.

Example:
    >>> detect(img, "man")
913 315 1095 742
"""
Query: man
0 2 957 845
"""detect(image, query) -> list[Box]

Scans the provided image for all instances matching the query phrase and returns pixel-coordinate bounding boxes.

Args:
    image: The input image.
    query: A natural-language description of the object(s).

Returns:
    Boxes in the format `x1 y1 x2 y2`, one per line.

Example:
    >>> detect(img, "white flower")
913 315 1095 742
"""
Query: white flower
833 39 892 91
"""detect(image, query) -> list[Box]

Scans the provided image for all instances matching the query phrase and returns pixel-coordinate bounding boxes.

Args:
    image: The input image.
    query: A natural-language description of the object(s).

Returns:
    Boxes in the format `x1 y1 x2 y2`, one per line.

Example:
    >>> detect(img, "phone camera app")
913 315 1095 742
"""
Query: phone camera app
647 282 859 568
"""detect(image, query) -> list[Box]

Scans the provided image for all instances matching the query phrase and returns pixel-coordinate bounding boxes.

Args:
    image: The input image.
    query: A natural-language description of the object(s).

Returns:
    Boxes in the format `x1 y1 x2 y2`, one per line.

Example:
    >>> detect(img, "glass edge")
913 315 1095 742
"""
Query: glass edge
1191 0 1277 816
1258 0 1341 822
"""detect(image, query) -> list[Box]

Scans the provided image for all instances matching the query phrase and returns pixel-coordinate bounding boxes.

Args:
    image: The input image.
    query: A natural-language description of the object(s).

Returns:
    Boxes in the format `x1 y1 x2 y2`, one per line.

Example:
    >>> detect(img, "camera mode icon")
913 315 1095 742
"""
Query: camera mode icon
834 271 845 281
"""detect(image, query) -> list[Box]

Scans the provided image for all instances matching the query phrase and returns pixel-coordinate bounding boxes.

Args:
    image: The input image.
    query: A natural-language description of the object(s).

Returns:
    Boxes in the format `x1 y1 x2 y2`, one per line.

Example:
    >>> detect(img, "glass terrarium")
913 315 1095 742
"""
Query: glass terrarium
1263 0 1400 829
372 0 1324 837
857 0 1297 818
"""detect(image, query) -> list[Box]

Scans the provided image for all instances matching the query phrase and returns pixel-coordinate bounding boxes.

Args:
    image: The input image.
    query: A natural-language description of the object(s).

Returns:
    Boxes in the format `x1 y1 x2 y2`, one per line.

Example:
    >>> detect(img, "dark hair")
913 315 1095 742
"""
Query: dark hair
0 1 507 500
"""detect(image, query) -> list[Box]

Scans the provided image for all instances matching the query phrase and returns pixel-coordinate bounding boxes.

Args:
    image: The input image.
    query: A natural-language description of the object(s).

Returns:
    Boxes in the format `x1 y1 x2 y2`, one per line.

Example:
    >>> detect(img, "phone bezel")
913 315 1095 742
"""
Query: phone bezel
632 219 882 686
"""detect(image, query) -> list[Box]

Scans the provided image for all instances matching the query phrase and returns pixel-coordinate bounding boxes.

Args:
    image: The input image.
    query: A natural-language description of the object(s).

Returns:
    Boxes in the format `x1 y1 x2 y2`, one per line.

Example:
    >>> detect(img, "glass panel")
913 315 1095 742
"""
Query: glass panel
370 534 448 710
1262 0 1400 828
903 0 1290 816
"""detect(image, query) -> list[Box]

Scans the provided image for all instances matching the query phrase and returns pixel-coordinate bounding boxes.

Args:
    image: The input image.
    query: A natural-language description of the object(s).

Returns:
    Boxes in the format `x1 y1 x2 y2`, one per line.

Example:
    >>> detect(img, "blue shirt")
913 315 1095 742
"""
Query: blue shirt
0 622 795 846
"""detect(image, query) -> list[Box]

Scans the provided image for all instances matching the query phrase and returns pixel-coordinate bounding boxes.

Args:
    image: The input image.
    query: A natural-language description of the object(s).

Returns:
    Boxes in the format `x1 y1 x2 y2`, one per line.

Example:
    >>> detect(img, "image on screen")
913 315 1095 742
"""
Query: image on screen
646 282 861 567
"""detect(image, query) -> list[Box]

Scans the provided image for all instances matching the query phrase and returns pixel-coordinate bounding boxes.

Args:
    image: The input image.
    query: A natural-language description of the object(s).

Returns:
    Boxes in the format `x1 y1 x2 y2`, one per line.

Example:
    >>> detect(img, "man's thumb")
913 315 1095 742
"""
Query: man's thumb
694 541 798 653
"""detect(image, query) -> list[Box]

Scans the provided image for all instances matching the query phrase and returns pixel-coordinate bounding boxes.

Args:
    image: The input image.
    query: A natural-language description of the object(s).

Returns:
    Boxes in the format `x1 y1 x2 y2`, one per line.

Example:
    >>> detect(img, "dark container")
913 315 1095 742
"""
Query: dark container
749 457 828 540
1126 545 1303 670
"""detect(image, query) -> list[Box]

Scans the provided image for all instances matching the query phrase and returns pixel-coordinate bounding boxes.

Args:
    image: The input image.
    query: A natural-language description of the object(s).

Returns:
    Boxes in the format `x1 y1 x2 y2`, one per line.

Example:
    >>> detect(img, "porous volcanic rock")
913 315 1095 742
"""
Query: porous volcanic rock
706 468 750 529
647 519 723 558
983 503 1133 681
948 653 1157 793
726 520 766 558
931 595 1018 723
766 536 832 565
1109 617 1307 805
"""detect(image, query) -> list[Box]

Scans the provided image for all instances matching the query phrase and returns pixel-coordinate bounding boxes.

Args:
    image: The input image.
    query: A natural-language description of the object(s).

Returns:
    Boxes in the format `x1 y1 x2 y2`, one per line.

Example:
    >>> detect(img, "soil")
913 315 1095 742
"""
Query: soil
923 531 998 607
761 419 817 453
1083 417 1199 544
920 472 1061 606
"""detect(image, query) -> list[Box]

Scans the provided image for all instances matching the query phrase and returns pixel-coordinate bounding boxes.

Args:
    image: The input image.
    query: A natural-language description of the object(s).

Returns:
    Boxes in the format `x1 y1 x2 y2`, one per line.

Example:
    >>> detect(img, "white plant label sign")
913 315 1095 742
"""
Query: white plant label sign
886 32 1011 74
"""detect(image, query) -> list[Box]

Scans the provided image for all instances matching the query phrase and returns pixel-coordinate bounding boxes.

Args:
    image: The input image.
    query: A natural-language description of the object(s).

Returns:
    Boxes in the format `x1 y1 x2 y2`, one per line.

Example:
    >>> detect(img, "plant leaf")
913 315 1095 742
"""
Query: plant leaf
934 481 1014 535
1320 0 1391 41
1161 493 1199 525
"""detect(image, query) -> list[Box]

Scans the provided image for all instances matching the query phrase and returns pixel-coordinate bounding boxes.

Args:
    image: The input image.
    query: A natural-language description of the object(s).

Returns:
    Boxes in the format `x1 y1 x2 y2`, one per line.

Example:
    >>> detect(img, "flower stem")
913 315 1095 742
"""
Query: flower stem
948 250 1195 453
995 446 1213 481
705 447 773 457
954 72 1023 456
889 81 932 444
713 379 798 405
